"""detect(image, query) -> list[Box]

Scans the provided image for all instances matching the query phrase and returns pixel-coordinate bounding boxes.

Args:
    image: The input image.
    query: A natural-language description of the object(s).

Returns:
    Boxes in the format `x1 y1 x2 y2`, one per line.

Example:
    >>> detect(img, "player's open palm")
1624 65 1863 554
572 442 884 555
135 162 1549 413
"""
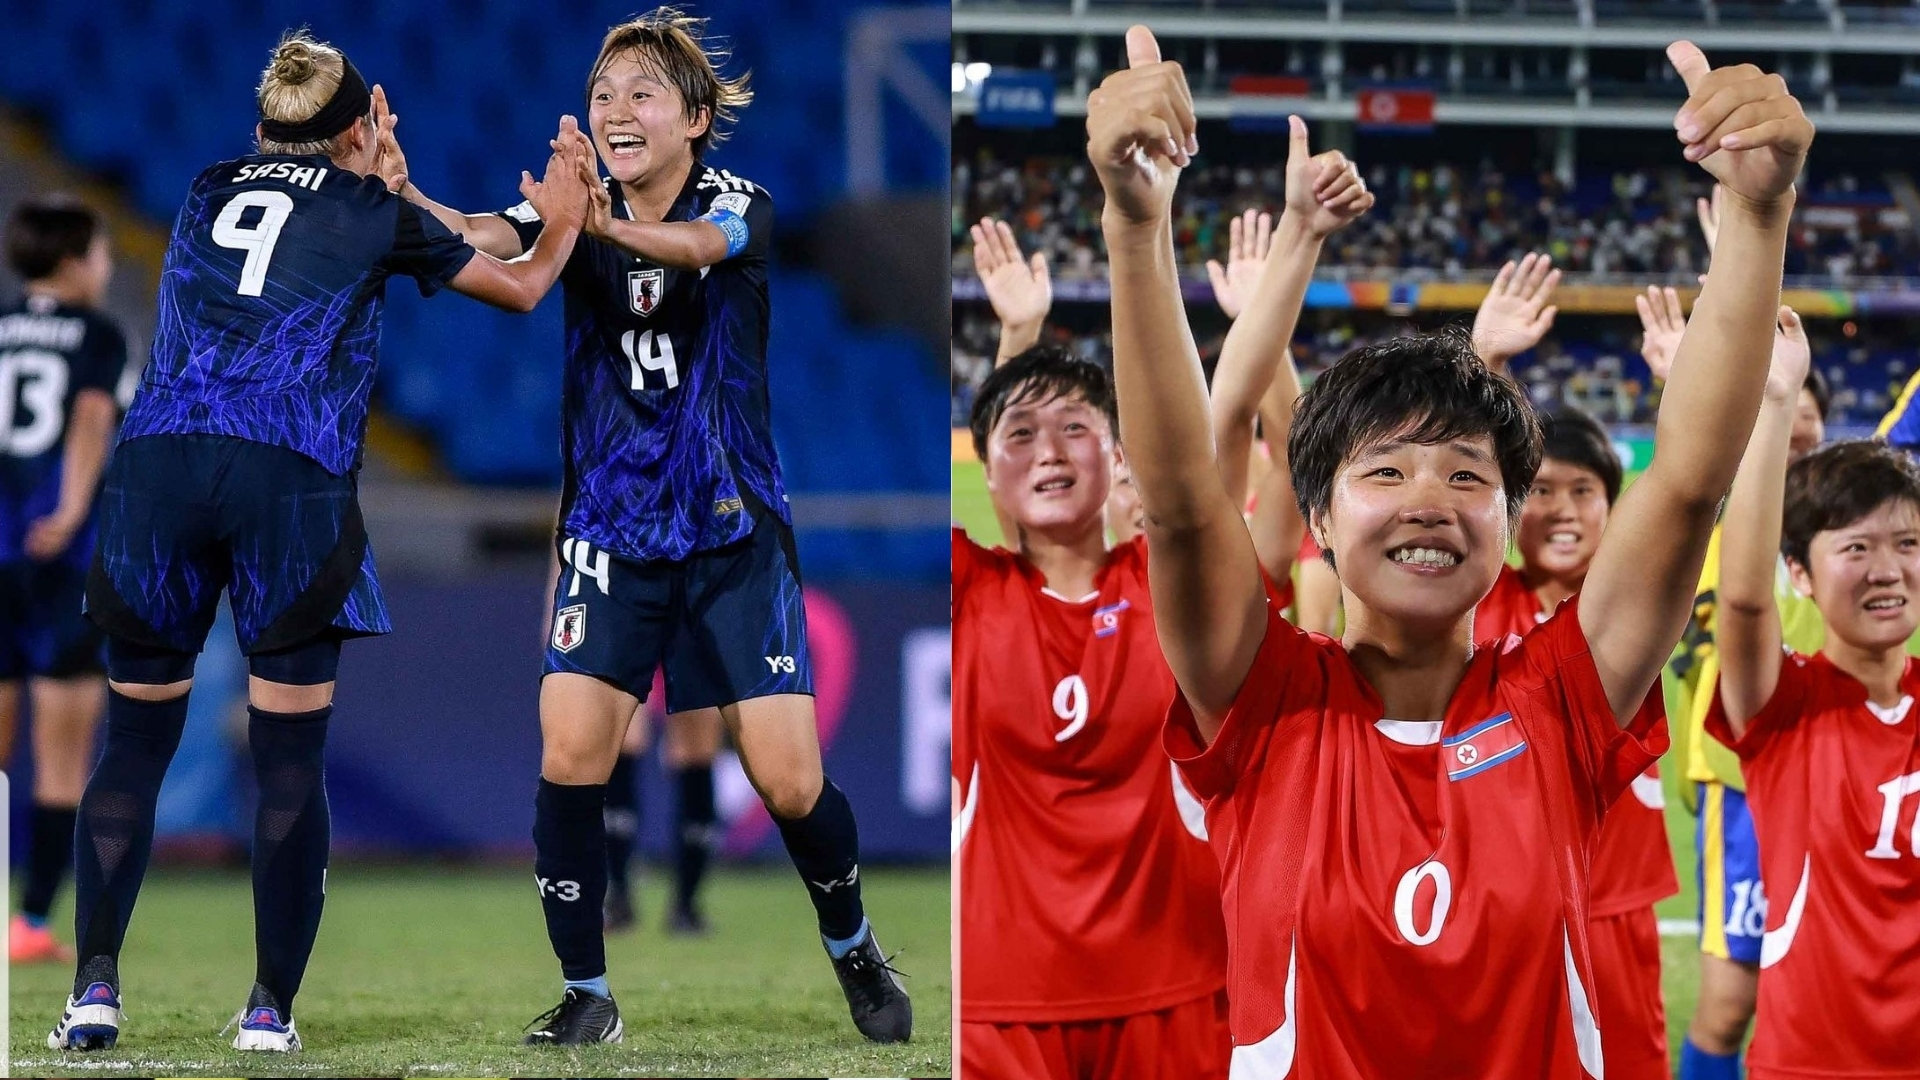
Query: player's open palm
1766 306 1811 401
1205 208 1270 320
1472 252 1561 368
1634 284 1686 382
1285 116 1371 240
370 85 408 193
1087 26 1195 226
524 122 590 231
1667 42 1813 204
970 218 1052 330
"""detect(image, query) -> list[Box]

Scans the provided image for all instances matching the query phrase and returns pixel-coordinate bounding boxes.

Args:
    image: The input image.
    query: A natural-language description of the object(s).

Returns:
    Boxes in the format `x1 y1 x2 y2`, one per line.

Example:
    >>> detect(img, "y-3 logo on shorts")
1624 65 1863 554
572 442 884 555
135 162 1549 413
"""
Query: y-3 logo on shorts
553 605 587 653
765 655 797 673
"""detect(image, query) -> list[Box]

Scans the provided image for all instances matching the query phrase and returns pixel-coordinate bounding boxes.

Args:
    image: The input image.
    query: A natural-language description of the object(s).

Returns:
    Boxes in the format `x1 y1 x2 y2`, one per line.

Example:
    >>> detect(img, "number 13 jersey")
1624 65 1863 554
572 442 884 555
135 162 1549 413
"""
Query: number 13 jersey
1165 597 1665 1078
497 164 786 563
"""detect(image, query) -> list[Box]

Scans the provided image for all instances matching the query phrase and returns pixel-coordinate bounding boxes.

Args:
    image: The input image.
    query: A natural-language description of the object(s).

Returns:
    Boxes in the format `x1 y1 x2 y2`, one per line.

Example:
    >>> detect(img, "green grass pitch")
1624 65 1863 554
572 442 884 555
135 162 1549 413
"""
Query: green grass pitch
955 454 1716 1066
12 864 951 1078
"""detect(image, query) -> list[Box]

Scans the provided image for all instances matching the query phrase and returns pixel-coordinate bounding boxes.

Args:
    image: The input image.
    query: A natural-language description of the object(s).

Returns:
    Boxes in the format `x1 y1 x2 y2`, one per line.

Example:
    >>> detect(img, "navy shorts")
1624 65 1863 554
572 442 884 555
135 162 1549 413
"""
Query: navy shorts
85 434 390 657
0 558 105 680
543 509 812 710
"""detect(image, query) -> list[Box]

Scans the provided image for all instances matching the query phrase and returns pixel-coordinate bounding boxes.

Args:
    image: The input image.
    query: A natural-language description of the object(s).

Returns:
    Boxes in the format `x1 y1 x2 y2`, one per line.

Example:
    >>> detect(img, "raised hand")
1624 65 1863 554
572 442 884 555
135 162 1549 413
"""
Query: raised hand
523 116 591 231
970 218 1052 332
1695 183 1723 257
1284 115 1372 241
1667 42 1814 206
1634 285 1686 382
1472 252 1561 369
370 84 408 193
1766 306 1811 402
1206 209 1271 320
1086 26 1196 226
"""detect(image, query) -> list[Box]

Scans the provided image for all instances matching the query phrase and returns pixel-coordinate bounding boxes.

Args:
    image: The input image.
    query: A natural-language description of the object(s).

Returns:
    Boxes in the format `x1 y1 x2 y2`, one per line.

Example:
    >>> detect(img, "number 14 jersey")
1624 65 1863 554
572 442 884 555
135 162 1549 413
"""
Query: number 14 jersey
1165 597 1666 1078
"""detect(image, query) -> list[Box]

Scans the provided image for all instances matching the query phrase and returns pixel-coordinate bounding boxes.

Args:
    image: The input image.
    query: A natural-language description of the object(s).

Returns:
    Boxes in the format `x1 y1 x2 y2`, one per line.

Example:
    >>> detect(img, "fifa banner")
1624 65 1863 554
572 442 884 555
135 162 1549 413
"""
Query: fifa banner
63 576 950 861
975 71 1055 129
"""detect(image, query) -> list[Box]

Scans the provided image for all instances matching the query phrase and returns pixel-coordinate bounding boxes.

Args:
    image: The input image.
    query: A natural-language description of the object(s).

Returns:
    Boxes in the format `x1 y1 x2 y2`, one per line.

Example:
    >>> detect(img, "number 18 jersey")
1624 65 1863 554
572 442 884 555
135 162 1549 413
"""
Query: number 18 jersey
121 155 476 475
1165 598 1666 1078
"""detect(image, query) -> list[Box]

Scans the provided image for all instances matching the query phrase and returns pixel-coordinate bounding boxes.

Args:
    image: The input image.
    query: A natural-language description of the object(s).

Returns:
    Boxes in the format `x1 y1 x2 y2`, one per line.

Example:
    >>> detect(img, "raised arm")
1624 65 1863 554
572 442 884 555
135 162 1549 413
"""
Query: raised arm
375 86 529 260
1713 309 1808 737
1209 116 1370 507
1470 252 1560 374
570 142 729 270
1579 43 1813 724
1092 26 1266 733
1248 373 1307 585
970 218 1053 365
444 141 589 313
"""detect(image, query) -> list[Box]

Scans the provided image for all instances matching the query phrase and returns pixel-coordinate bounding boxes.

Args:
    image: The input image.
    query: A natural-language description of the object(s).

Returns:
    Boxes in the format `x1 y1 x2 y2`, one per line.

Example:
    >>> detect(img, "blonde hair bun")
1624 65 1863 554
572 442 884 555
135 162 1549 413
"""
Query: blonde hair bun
270 40 319 86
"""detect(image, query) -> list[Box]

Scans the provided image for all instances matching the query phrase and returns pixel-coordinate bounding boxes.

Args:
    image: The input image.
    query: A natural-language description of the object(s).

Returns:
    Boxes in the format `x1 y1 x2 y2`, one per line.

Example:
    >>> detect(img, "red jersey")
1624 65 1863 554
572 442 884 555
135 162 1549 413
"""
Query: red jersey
1165 598 1666 1077
1474 567 1679 916
952 530 1228 1022
1704 651 1920 1079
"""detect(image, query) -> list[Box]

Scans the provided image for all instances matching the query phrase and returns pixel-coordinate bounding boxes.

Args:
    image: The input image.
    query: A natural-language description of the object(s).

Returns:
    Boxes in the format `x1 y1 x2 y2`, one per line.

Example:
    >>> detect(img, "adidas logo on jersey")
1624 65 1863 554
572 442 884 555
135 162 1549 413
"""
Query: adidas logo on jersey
697 167 756 193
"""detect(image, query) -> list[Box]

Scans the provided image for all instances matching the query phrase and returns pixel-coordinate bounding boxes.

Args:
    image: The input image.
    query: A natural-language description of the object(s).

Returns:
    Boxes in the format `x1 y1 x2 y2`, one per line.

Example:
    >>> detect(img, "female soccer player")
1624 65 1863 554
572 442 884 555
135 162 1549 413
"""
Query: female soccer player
1706 321 1920 1079
48 32 588 1054
390 9 911 1044
1090 25 1810 1073
1472 407 1679 1080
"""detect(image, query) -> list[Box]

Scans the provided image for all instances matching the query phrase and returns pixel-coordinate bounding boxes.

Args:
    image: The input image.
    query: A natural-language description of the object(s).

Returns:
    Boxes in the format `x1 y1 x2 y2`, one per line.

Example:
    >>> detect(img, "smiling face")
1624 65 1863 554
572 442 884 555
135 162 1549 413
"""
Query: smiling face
1517 458 1610 583
1316 431 1511 630
984 388 1117 539
587 49 708 188
1790 498 1920 653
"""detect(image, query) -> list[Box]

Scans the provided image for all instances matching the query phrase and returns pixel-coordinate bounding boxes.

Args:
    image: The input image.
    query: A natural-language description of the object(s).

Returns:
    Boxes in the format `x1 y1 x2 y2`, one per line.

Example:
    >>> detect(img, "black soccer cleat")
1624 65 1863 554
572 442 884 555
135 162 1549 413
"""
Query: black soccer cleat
829 929 912 1044
522 987 624 1047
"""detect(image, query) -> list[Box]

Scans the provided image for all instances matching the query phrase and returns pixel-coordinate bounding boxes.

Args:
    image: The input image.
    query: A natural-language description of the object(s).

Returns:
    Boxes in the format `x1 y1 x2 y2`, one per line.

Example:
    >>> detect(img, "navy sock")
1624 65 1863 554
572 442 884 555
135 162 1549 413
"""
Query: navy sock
249 705 332 1017
23 802 80 921
534 778 608 981
72 689 190 996
603 752 639 899
1679 1037 1742 1080
674 763 716 914
773 777 864 942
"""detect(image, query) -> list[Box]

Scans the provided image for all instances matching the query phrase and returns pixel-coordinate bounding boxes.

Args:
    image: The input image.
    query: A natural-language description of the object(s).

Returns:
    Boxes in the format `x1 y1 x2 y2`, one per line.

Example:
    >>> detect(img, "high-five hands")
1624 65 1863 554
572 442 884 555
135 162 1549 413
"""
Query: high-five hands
370 85 407 193
1086 26 1196 227
522 115 592 231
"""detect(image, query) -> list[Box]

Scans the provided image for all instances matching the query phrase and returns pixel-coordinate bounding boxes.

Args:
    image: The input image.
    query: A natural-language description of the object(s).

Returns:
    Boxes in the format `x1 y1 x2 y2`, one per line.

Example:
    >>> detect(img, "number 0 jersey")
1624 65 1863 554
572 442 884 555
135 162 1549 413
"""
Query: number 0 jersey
121 155 475 475
952 530 1229 1022
1166 598 1665 1078
1705 652 1920 1079
497 164 787 562
0 294 131 567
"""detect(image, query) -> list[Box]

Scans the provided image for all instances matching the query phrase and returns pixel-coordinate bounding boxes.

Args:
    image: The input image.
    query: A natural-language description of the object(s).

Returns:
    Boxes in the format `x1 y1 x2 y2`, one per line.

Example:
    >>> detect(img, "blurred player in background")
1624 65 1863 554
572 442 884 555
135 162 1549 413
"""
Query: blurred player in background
1471 405 1680 1080
1094 25 1808 1071
392 8 912 1045
1 197 130 965
1705 317 1920 1080
49 32 587 1053
602 699 721 935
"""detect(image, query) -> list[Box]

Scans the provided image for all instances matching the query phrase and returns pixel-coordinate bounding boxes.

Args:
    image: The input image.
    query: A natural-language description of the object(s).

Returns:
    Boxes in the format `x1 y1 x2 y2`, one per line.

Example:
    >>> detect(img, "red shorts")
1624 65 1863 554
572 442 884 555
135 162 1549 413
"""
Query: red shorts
962 990 1229 1080
1589 906 1669 1080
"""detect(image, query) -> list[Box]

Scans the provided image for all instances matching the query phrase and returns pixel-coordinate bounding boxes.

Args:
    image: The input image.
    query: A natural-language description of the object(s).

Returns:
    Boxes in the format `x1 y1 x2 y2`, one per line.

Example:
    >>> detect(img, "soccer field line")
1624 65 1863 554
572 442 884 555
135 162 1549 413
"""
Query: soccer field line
1658 918 1701 937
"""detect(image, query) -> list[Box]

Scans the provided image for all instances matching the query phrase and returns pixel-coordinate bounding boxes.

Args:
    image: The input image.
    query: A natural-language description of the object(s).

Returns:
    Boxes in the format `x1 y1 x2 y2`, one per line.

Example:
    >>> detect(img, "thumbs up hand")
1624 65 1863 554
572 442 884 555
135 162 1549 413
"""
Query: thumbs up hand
1667 41 1814 206
1283 115 1372 241
1085 25 1196 226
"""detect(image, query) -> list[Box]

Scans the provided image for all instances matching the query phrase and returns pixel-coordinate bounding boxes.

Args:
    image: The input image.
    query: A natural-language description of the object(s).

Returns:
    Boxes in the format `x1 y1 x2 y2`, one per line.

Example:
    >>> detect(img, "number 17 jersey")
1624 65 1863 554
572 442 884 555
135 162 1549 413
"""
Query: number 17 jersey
497 163 786 563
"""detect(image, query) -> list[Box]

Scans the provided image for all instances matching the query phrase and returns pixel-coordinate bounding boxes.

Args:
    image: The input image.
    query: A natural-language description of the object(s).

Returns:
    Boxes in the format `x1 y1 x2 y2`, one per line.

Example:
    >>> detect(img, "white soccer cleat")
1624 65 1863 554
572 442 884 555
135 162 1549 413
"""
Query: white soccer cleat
48 982 124 1051
230 1004 302 1052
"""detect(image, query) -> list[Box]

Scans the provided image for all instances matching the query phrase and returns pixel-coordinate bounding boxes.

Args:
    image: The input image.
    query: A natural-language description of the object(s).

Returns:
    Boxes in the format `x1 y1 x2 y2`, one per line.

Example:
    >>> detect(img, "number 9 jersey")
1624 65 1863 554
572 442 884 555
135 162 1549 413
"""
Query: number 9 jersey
119 155 476 476
494 165 785 563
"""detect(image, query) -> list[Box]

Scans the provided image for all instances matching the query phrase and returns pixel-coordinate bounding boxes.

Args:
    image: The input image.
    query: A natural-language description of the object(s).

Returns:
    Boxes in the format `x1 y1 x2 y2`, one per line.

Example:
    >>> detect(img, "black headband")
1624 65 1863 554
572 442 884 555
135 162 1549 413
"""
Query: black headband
259 53 370 144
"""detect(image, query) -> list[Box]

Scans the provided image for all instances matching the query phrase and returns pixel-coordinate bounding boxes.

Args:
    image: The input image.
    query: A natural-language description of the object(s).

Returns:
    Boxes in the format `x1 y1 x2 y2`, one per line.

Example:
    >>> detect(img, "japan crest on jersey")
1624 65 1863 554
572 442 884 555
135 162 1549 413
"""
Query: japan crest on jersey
553 604 587 653
628 269 664 317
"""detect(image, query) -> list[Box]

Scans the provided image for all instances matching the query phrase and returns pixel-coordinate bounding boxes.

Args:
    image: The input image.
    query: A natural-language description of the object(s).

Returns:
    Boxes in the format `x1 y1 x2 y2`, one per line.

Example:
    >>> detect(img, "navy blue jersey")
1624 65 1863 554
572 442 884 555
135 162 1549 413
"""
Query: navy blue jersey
497 163 787 562
120 154 476 475
0 293 131 566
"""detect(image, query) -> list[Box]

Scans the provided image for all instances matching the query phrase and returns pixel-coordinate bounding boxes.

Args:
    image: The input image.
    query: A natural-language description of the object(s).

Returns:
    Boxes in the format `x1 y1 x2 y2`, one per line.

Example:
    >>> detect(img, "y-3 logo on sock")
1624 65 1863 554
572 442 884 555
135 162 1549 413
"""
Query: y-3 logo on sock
810 865 859 893
535 876 582 901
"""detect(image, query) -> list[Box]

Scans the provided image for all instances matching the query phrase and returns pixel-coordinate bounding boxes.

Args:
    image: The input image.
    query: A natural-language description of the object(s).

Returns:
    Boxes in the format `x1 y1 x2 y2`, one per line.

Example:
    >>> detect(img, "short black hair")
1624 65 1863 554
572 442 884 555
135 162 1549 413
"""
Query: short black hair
968 345 1117 462
5 196 100 282
1539 407 1622 505
1289 328 1541 547
1802 366 1831 422
1782 439 1920 570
